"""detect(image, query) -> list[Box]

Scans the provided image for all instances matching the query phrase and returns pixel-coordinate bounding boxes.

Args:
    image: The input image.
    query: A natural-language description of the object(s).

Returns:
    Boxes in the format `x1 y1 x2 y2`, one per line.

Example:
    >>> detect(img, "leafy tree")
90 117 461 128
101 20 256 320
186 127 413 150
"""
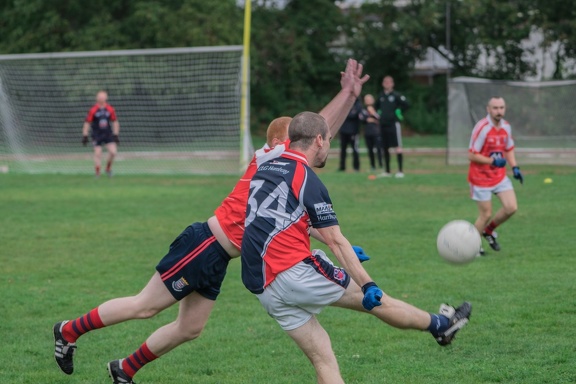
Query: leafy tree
345 0 426 93
531 0 576 79
250 0 346 131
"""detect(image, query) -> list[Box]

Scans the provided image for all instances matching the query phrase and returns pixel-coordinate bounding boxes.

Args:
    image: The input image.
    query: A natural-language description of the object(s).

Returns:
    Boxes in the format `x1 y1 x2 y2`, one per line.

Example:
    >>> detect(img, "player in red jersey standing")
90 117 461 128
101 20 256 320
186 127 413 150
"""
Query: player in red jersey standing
468 97 524 254
53 59 370 384
82 90 120 177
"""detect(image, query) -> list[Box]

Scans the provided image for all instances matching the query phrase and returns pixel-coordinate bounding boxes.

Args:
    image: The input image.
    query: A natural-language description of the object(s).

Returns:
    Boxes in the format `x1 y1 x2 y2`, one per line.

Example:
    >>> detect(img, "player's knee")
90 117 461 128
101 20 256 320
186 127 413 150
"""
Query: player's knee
177 324 204 341
130 298 164 319
135 307 162 319
505 203 518 216
479 208 492 220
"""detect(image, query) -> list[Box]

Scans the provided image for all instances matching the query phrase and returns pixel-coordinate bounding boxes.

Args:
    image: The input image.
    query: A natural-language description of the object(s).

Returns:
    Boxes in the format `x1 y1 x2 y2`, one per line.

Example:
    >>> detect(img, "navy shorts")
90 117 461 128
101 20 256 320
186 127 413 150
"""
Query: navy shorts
92 133 114 146
156 222 231 301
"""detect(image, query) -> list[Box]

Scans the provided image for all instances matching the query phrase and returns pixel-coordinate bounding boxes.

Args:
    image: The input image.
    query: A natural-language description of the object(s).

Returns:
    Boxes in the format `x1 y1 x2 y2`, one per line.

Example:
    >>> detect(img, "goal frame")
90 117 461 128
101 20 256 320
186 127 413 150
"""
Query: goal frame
0 46 250 175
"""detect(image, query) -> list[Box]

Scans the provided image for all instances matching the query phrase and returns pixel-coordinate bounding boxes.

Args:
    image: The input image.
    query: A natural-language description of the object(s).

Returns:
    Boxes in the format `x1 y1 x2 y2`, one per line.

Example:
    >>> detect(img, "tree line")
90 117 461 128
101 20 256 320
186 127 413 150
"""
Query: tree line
1 0 574 134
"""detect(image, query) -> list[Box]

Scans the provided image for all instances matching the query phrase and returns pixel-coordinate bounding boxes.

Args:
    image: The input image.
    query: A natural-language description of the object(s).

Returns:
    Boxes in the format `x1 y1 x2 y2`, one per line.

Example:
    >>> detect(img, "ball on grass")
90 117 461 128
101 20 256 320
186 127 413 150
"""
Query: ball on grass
436 220 481 265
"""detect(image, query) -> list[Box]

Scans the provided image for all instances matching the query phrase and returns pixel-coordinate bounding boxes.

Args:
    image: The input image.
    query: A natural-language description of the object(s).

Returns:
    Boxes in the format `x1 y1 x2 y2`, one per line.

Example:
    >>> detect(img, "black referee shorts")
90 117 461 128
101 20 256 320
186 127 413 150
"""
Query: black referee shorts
380 122 402 149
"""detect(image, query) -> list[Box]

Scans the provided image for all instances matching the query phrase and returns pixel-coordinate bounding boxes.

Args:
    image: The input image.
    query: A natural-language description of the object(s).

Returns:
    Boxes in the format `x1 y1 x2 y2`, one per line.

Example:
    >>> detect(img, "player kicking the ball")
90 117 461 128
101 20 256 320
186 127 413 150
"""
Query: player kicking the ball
242 111 472 383
468 97 523 255
54 59 371 384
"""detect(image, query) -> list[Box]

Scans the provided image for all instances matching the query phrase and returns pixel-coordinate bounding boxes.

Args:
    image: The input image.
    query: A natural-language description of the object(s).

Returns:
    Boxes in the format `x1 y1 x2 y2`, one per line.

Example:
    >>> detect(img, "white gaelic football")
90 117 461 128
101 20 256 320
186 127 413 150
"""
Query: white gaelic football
436 220 481 264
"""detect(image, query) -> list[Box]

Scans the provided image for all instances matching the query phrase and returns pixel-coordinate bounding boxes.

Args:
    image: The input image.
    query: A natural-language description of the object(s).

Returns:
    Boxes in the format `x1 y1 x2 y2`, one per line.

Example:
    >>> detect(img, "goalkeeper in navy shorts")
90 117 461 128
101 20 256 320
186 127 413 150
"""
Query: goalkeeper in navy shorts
82 90 120 177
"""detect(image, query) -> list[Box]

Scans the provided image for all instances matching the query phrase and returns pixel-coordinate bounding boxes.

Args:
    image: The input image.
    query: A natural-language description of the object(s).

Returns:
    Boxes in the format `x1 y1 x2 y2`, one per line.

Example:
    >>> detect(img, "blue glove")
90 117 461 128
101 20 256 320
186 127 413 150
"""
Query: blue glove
492 157 507 167
352 245 370 263
512 166 523 184
361 282 382 311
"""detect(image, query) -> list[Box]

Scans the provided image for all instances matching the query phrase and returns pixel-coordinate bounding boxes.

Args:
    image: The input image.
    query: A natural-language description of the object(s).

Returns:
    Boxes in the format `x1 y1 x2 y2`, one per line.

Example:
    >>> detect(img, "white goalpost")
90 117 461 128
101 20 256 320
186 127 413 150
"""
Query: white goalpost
447 76 576 166
0 46 251 175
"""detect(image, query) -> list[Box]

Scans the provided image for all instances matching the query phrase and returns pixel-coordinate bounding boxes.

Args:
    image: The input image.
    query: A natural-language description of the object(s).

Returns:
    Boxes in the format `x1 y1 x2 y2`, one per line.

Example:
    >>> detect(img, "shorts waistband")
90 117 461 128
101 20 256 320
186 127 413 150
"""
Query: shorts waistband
199 221 232 261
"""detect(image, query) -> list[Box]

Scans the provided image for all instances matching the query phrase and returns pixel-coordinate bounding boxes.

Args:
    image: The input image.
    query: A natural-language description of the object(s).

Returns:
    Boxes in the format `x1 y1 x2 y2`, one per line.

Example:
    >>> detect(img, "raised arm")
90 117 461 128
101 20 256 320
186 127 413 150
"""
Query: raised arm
319 59 370 138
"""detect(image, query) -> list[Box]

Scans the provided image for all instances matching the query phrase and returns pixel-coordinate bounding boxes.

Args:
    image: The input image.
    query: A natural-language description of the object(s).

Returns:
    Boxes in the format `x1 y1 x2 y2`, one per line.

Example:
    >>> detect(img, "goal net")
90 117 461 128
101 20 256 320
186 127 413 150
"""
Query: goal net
448 77 576 165
0 46 251 175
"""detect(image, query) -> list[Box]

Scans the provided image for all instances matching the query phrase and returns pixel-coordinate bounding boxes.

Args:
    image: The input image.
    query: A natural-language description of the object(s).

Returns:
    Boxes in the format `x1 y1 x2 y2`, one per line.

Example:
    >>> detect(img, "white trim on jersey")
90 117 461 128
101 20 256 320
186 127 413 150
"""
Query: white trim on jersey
282 150 309 165
395 122 403 147
255 143 287 167
470 115 514 153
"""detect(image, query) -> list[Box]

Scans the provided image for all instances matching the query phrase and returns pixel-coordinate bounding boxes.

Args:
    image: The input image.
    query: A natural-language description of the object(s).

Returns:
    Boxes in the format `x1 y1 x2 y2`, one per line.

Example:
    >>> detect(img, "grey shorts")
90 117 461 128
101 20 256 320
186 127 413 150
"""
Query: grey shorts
470 176 514 201
256 250 349 331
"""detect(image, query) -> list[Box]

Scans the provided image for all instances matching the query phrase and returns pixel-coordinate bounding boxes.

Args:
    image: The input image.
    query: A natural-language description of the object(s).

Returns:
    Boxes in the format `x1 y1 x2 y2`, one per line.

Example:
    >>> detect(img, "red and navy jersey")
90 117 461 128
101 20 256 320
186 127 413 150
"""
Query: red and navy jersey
241 149 339 294
85 104 117 136
468 115 515 187
214 142 288 250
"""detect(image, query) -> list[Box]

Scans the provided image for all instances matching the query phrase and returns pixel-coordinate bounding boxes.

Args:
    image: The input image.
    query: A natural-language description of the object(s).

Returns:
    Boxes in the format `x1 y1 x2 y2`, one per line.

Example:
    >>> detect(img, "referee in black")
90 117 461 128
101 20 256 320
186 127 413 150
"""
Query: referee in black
375 75 409 178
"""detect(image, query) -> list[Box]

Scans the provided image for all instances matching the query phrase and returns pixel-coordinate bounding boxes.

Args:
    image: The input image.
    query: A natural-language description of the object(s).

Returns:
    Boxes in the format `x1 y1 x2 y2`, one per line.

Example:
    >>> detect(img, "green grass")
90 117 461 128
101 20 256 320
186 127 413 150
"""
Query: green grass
252 133 447 149
1 154 575 383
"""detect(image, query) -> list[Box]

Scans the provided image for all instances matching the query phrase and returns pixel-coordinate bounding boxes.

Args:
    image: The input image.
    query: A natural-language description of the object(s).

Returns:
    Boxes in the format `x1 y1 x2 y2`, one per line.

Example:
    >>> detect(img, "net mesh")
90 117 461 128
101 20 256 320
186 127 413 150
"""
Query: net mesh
448 77 576 165
0 46 247 174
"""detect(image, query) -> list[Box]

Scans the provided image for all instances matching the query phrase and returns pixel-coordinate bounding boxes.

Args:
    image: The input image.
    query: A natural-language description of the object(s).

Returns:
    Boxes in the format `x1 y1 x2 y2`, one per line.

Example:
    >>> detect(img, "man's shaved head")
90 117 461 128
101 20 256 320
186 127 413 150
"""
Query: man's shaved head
288 112 328 150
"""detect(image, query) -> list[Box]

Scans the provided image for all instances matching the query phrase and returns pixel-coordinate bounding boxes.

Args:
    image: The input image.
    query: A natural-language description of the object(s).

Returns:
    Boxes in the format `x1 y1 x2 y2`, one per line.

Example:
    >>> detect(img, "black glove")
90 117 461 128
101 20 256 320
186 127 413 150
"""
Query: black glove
82 135 88 146
113 134 120 144
512 166 523 184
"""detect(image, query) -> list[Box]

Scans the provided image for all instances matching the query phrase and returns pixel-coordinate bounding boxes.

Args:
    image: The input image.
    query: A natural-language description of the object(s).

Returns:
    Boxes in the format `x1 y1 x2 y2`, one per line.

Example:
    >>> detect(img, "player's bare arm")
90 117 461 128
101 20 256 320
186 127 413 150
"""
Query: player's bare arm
505 148 518 167
82 122 90 137
309 228 326 244
315 225 373 288
112 120 120 136
319 58 369 137
468 152 494 165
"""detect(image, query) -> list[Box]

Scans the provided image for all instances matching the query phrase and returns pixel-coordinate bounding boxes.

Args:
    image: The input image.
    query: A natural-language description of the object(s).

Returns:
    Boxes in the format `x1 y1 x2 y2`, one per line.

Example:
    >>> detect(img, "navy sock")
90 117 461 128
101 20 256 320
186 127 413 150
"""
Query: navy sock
427 313 450 337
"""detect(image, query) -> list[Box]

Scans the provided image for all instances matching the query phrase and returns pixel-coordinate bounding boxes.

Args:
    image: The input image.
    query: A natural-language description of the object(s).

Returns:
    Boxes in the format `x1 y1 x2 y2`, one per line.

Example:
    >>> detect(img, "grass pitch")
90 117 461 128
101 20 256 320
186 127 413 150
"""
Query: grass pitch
1 153 575 383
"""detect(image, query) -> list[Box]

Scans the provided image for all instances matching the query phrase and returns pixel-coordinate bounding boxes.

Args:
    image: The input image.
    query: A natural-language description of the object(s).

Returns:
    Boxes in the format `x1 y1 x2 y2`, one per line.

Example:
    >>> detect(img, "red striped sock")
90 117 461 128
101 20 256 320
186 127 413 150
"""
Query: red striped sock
62 308 105 343
484 220 498 235
95 165 101 176
106 160 112 172
122 342 158 378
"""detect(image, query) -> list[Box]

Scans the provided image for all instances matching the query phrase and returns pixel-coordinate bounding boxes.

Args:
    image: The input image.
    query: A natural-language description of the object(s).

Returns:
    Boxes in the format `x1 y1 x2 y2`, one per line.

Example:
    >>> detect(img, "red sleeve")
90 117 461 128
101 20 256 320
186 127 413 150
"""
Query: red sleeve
85 105 97 122
106 105 117 121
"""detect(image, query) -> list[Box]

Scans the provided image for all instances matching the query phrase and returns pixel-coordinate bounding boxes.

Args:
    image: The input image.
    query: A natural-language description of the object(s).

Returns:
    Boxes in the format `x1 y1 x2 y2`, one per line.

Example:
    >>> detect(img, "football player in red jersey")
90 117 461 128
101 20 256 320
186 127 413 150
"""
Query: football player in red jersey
54 59 369 384
468 97 523 254
241 111 472 384
82 90 120 177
